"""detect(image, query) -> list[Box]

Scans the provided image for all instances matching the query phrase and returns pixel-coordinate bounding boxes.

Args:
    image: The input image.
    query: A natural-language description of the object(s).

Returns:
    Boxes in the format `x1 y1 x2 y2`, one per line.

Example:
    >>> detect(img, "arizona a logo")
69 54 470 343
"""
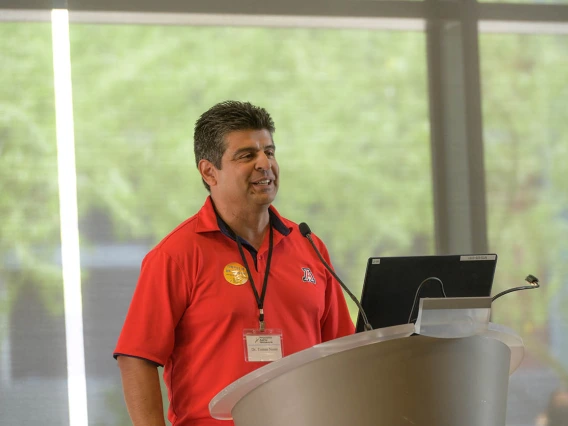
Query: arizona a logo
301 267 316 284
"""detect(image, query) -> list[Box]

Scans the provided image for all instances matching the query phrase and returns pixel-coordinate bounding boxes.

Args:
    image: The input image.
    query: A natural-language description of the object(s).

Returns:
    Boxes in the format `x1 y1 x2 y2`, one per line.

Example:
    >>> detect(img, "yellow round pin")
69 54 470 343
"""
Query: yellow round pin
224 262 249 285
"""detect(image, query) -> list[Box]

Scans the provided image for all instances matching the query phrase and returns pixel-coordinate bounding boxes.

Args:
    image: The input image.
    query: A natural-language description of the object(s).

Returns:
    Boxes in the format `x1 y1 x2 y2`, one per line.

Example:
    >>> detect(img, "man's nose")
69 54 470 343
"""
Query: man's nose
255 153 271 171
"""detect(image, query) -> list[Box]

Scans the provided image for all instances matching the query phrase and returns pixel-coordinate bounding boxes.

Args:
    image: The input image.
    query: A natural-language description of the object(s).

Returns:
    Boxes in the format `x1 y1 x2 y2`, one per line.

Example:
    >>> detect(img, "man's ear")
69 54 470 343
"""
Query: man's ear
198 159 218 188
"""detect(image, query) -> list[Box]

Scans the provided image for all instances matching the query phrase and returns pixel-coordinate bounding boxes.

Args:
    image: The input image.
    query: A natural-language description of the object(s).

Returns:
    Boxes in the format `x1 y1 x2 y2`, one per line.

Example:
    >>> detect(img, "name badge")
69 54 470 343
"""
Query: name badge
243 329 283 362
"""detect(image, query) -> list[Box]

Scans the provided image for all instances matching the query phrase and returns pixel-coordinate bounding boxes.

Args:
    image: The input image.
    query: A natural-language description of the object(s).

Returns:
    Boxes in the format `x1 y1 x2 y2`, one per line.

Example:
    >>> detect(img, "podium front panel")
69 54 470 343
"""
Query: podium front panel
232 335 511 426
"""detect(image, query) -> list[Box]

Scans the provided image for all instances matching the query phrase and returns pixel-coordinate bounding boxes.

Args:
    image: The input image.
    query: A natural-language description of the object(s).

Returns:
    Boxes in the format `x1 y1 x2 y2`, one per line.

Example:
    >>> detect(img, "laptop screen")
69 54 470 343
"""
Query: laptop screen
355 254 498 332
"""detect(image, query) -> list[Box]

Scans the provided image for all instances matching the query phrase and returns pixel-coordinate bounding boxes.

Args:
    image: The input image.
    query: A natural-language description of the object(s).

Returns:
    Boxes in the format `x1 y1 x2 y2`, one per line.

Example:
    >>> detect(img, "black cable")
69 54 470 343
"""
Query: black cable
407 277 447 324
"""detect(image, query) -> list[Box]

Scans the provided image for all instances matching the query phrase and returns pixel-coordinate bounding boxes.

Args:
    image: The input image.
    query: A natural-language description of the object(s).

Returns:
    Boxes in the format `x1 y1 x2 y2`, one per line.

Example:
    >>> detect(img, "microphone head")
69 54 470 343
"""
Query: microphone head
525 274 540 285
299 222 312 237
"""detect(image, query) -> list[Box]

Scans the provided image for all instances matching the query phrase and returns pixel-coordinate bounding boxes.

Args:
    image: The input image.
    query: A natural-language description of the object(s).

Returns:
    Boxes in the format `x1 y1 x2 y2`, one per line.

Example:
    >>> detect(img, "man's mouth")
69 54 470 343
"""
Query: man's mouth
252 179 272 186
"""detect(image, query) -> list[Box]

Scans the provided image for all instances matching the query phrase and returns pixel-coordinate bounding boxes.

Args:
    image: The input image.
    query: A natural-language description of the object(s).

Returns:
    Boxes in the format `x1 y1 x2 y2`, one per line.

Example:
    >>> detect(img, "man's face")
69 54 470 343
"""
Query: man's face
211 129 279 209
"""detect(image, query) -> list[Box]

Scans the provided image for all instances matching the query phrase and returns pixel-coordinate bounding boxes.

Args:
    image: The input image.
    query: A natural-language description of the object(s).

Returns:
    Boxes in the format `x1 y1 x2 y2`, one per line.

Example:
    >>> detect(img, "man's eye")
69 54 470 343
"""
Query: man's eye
240 153 252 159
266 151 275 157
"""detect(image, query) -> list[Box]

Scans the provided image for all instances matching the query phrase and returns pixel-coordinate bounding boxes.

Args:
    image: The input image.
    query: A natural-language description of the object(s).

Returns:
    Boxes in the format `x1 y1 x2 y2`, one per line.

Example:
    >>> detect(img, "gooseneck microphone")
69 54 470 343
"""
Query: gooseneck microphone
299 222 373 331
491 274 540 302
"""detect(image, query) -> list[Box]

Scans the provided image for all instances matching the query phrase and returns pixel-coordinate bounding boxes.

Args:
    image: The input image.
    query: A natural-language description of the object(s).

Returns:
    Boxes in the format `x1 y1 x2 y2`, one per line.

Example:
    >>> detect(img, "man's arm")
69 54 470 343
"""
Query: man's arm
117 356 166 426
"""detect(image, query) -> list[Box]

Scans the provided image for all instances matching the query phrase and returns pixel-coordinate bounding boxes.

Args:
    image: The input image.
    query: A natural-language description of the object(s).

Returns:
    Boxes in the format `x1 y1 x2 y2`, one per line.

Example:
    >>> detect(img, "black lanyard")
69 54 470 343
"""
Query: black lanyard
235 225 274 332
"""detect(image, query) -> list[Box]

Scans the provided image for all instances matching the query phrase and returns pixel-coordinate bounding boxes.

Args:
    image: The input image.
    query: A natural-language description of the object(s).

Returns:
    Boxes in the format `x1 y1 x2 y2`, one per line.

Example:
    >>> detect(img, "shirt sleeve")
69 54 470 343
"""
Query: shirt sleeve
113 248 190 366
313 236 356 341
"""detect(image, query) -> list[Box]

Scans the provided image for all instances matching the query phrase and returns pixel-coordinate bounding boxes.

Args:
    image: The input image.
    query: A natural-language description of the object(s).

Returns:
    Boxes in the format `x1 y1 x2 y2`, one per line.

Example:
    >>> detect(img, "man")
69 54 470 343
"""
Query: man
114 101 355 426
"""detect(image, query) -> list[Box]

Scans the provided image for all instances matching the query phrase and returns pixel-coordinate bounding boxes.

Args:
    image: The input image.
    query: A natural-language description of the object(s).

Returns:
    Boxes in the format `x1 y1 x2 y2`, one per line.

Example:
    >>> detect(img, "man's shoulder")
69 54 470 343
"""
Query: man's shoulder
154 213 201 253
152 197 220 251
275 214 297 229
274 211 329 252
268 204 296 235
269 206 325 243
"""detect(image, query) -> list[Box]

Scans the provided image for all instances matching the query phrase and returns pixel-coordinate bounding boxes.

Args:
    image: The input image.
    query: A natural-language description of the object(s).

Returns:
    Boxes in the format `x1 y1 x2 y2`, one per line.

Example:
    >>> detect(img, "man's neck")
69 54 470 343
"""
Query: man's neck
214 200 271 250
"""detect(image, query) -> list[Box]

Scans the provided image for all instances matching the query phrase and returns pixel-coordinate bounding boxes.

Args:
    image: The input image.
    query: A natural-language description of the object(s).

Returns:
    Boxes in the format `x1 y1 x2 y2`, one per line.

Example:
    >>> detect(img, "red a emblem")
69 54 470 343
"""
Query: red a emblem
302 267 316 284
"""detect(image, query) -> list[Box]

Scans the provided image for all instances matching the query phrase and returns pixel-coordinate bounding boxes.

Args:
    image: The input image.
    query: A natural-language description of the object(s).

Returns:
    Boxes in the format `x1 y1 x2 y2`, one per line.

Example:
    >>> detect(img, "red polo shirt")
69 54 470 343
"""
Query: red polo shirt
114 197 355 426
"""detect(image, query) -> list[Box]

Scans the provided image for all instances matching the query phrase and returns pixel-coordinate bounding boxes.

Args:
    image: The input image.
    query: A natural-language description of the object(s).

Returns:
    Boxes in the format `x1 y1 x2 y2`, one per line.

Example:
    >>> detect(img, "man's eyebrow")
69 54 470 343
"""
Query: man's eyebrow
232 147 257 158
232 144 276 157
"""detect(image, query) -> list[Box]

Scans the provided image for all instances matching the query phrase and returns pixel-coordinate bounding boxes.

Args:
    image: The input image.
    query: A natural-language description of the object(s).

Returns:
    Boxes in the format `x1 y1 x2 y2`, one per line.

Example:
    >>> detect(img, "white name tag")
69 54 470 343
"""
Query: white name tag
243 329 283 362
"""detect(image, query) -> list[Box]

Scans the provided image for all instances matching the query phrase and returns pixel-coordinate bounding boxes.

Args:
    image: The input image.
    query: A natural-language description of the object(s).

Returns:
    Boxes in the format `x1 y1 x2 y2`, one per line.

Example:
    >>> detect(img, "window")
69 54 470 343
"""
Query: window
481 31 568 425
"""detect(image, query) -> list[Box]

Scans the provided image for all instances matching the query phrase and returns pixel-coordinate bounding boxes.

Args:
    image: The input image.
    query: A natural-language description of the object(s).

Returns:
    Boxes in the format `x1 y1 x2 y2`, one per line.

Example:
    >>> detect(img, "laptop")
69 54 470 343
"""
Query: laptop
355 254 498 332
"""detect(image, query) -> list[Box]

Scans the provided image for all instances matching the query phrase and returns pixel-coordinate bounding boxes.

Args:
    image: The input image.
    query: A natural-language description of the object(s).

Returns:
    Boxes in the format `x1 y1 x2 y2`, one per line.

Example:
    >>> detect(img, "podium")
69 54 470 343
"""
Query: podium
209 298 524 426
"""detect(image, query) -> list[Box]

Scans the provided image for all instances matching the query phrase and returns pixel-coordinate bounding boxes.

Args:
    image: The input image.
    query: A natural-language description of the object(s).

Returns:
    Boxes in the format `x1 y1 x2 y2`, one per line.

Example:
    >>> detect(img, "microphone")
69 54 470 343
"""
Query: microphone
491 274 540 302
299 222 373 331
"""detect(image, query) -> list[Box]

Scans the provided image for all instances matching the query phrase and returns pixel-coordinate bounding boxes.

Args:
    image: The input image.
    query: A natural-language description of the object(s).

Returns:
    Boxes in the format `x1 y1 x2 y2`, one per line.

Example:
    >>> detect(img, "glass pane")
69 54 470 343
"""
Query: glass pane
69 24 431 424
0 23 69 425
481 33 568 426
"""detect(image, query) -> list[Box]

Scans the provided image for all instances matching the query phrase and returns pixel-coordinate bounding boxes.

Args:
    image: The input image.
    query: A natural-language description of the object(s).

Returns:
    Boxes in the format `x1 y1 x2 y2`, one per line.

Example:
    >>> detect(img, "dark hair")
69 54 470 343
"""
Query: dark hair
194 100 276 191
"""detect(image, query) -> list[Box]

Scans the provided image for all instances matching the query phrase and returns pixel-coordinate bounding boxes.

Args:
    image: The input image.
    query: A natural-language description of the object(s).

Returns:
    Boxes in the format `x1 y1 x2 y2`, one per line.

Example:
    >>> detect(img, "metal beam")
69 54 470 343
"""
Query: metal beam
479 3 568 22
0 0 426 18
426 0 488 255
2 0 567 23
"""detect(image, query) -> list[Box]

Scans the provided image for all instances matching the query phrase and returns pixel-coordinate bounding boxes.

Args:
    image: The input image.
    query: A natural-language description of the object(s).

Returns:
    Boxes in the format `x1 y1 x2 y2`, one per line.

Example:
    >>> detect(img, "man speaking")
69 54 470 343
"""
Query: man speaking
114 101 355 426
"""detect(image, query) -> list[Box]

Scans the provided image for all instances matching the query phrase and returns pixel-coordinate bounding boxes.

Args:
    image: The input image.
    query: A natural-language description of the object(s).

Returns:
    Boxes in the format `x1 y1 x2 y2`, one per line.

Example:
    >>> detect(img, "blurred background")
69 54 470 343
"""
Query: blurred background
0 0 567 425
